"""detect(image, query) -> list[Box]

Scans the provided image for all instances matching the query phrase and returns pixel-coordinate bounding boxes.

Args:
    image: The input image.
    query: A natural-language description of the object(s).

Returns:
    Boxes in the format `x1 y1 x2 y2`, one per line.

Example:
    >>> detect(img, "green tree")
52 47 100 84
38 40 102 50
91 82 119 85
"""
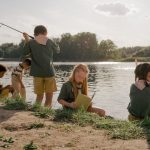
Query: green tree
73 32 98 61
59 33 73 61
98 39 117 58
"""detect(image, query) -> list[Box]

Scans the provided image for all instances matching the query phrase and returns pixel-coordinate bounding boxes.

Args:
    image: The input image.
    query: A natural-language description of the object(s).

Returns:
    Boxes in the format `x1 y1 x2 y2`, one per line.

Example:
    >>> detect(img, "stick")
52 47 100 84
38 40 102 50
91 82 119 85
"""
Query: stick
0 23 34 39
91 91 96 100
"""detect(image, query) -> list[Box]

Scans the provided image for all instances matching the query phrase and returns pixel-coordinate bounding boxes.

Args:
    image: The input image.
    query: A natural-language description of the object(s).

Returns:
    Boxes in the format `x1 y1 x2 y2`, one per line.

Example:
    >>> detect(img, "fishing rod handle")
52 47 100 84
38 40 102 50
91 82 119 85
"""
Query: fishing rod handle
28 35 34 39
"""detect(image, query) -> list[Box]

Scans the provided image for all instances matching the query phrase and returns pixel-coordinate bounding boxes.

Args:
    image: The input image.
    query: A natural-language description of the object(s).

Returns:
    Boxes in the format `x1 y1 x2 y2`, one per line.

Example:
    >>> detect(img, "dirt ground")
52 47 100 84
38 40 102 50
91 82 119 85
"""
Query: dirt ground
0 108 149 150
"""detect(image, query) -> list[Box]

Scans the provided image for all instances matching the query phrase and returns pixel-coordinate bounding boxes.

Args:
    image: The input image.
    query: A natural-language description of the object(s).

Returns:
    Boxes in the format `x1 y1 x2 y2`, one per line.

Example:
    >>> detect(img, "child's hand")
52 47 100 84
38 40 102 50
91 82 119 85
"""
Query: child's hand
69 102 77 109
23 32 29 42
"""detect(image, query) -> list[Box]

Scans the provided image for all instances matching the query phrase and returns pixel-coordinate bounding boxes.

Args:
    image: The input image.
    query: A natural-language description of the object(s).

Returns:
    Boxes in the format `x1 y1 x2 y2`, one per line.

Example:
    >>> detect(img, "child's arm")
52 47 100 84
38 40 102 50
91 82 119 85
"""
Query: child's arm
58 99 77 109
22 33 31 57
23 33 30 43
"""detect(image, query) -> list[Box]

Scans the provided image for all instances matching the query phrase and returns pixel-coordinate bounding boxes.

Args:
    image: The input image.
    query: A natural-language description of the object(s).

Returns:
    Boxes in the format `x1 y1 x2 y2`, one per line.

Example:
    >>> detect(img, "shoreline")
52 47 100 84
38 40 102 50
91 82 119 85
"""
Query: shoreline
0 100 149 150
0 57 144 62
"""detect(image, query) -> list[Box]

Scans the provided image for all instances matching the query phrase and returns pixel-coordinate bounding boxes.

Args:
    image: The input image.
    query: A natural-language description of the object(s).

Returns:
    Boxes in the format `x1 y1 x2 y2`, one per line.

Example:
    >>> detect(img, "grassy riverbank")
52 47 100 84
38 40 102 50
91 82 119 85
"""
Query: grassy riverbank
0 98 150 149
118 57 150 62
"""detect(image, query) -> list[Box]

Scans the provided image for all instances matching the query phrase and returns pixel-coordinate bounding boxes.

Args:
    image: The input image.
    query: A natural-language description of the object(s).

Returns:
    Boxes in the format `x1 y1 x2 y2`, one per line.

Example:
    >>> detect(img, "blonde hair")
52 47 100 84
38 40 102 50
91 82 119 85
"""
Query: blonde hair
69 64 89 98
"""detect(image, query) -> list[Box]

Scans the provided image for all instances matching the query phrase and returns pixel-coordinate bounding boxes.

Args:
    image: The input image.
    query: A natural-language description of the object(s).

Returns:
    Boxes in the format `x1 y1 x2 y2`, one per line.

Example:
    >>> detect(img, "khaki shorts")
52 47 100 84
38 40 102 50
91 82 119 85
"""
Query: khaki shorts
33 76 57 94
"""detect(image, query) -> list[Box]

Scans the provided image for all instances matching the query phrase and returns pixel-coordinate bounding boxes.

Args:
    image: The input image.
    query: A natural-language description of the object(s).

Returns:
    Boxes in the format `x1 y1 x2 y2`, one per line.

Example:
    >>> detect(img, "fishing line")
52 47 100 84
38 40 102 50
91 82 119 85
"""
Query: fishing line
0 23 34 39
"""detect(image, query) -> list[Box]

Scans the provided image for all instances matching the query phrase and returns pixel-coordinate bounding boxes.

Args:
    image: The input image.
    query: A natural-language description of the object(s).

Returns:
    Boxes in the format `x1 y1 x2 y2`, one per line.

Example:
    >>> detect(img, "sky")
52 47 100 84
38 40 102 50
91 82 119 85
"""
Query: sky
0 0 150 47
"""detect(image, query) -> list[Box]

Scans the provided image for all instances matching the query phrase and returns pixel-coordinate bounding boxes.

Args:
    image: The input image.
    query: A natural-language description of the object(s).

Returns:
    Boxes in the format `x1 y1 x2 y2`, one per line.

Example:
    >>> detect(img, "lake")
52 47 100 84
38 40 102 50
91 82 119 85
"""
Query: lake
1 61 136 120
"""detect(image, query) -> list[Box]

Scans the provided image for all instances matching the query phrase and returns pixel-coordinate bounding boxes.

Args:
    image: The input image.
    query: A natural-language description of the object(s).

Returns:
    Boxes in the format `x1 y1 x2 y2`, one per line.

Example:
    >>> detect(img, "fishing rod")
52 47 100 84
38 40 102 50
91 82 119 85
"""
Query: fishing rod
0 23 34 39
91 91 96 100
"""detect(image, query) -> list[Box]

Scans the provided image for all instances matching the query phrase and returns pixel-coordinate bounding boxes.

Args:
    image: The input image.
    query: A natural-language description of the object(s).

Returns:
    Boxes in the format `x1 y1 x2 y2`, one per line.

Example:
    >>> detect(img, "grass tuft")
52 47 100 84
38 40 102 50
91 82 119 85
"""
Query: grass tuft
3 97 28 110
23 141 38 150
1 98 150 140
31 103 55 118
0 135 15 148
27 122 45 130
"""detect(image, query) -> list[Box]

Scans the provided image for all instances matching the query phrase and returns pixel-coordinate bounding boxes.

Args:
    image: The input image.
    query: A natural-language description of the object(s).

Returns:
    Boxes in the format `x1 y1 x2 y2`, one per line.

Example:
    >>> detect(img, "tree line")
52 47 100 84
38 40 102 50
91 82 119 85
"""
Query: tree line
0 32 150 61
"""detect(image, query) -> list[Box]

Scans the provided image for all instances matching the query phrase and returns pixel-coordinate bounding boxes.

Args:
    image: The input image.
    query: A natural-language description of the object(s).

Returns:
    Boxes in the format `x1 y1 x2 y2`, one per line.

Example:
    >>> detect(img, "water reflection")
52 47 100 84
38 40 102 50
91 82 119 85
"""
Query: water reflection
0 62 136 119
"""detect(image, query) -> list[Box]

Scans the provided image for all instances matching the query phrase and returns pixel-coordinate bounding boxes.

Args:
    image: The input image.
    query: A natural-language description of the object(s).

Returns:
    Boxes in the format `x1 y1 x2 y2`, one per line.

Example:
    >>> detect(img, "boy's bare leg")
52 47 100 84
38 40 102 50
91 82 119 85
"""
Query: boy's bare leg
87 105 105 117
20 87 26 100
12 80 21 98
45 92 53 108
36 94 44 105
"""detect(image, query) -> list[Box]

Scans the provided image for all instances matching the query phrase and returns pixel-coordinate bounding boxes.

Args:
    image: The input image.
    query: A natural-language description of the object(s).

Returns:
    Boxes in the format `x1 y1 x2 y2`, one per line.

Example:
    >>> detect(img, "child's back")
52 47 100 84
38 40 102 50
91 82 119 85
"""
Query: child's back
23 39 57 77
23 25 59 107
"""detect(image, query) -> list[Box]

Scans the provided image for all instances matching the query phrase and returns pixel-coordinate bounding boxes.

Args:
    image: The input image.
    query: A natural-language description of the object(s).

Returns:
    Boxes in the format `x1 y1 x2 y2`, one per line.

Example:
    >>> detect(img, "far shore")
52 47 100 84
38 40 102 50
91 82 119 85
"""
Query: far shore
0 57 149 62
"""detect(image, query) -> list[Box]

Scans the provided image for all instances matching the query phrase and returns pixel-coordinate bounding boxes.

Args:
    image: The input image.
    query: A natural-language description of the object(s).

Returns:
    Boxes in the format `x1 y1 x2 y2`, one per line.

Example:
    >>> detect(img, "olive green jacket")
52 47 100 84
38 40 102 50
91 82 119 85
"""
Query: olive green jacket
128 84 150 118
23 39 59 77
58 81 84 102
57 81 75 103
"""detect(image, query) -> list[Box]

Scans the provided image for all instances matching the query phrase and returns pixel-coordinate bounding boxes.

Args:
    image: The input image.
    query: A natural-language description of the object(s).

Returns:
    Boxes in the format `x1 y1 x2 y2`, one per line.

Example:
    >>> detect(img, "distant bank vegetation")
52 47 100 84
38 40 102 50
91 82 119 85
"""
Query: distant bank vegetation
0 32 150 62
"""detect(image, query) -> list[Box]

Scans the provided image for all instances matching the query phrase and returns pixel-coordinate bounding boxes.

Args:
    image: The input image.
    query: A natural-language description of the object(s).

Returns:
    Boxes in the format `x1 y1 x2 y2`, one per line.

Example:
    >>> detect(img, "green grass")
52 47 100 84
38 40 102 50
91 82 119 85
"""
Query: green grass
120 56 150 62
2 97 28 110
0 135 15 148
31 103 55 118
53 109 146 140
23 141 38 150
0 99 150 140
27 122 45 130
95 119 144 139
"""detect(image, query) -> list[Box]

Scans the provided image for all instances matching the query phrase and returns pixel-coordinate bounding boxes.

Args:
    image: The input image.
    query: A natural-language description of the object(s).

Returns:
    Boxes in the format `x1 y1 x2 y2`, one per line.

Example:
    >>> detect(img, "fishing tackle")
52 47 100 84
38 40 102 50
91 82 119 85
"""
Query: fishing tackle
0 23 34 39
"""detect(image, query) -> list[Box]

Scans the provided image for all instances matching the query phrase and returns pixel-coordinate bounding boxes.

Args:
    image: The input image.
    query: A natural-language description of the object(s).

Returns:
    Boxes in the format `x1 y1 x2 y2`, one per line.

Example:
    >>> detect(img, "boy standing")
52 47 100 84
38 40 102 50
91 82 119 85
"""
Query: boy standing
23 25 60 108
11 58 31 99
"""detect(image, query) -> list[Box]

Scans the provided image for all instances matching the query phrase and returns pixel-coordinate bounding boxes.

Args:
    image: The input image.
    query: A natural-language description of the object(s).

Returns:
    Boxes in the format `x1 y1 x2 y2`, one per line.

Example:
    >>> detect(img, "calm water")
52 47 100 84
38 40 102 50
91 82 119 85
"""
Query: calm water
1 61 136 120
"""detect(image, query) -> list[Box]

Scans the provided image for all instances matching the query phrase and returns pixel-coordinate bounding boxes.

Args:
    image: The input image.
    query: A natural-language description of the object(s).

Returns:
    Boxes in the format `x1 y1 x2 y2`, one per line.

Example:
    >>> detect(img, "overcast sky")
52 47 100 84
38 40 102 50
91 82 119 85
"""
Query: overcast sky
0 0 150 47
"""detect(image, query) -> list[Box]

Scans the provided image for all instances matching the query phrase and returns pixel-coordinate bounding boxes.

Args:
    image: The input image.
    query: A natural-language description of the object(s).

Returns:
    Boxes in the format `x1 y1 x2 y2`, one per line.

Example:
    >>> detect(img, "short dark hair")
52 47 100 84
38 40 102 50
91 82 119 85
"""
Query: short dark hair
0 64 7 72
23 58 31 66
134 63 150 80
34 25 47 36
